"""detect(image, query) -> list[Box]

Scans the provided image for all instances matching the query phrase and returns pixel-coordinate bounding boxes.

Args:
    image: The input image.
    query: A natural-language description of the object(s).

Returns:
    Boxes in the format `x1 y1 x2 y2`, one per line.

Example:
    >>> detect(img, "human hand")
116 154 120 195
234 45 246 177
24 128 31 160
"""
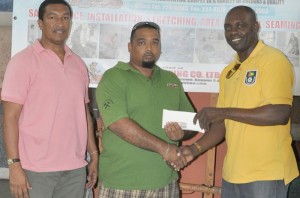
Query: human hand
164 122 184 141
9 163 31 198
178 145 197 163
193 107 223 131
86 157 98 189
163 144 187 171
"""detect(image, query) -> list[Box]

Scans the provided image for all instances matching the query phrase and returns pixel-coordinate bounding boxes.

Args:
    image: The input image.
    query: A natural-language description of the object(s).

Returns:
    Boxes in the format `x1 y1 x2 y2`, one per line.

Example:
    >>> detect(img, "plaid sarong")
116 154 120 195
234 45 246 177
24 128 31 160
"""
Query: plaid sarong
98 180 179 198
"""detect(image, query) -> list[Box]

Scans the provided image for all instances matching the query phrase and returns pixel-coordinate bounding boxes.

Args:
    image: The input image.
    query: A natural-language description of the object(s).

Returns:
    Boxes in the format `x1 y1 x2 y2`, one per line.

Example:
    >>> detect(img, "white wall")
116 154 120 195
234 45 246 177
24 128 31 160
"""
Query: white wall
0 12 12 26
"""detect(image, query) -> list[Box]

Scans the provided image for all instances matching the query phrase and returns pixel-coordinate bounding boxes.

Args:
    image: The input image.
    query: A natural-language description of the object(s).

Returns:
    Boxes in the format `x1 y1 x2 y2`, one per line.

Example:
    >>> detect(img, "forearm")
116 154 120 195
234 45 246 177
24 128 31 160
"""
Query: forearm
86 105 98 156
3 101 22 159
181 130 197 141
192 121 225 157
3 120 20 159
109 118 168 157
223 104 291 126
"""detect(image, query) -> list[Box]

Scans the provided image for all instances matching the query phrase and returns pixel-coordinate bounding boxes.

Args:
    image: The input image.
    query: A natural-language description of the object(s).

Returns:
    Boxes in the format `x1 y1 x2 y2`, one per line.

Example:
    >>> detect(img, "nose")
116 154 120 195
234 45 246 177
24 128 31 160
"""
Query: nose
145 43 152 51
231 24 243 34
231 26 238 33
56 17 65 26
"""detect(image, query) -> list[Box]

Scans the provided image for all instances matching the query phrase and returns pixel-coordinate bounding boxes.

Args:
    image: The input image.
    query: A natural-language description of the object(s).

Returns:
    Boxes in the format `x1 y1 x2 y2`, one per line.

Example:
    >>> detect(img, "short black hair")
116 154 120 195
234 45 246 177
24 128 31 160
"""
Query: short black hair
38 0 73 20
130 21 160 42
226 5 257 22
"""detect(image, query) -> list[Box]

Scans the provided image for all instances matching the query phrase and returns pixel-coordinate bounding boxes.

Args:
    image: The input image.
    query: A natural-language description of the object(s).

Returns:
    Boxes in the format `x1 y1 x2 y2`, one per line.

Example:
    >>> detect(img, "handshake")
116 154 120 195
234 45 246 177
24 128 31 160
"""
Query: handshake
162 122 202 171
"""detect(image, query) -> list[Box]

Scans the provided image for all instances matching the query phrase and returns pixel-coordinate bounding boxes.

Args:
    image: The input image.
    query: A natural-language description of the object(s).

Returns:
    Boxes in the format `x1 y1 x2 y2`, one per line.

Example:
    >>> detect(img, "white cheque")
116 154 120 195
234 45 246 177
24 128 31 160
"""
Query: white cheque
162 109 205 133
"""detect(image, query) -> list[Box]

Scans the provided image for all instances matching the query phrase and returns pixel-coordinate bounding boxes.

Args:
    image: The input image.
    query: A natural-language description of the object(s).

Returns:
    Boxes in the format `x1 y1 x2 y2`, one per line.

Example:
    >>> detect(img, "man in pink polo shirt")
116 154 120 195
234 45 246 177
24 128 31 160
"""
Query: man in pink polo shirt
1 0 98 198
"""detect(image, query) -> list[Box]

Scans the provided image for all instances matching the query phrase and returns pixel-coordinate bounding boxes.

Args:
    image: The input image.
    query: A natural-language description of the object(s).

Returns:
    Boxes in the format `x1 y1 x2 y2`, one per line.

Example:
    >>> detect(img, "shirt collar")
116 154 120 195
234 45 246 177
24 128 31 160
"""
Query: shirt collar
234 40 265 64
116 61 160 74
33 40 72 57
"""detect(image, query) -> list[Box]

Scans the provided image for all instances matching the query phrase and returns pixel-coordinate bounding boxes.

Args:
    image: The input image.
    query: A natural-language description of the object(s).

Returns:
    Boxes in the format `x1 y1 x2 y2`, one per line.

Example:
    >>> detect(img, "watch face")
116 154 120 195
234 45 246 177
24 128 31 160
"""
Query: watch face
7 159 14 165
7 159 20 165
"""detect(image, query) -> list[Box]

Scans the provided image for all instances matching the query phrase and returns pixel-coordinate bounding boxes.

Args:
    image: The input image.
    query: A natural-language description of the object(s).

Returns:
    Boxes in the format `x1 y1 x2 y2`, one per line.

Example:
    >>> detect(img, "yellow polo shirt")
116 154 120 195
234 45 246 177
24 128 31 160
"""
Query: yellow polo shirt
218 40 299 184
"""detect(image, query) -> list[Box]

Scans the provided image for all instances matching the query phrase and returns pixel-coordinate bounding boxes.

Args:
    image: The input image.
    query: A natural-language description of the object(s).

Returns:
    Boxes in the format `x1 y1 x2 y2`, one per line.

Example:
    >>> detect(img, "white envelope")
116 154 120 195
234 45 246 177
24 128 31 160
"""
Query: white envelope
162 109 204 133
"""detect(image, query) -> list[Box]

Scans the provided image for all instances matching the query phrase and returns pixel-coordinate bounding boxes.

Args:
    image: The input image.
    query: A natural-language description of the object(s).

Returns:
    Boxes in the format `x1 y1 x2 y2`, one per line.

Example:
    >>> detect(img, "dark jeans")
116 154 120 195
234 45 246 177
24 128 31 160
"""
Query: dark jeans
221 179 289 198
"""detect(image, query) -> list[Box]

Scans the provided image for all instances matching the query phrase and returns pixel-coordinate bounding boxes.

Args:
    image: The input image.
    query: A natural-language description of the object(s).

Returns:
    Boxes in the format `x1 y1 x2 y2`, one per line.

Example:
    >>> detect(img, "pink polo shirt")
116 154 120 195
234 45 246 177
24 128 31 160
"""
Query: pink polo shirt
2 40 89 172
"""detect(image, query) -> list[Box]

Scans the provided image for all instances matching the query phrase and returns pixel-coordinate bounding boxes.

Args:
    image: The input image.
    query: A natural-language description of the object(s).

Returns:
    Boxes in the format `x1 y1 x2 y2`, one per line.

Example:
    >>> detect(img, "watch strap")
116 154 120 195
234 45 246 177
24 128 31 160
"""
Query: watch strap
7 158 20 165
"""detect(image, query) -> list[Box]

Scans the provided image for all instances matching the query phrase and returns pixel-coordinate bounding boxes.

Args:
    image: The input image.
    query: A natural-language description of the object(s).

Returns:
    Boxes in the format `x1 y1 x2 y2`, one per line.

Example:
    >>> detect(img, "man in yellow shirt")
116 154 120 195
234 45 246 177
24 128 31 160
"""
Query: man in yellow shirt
177 5 299 198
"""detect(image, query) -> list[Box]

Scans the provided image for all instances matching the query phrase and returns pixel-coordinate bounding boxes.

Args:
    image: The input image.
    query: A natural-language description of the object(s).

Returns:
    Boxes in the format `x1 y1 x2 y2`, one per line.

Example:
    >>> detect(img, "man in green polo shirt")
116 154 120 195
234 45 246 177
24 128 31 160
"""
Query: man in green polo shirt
96 21 196 198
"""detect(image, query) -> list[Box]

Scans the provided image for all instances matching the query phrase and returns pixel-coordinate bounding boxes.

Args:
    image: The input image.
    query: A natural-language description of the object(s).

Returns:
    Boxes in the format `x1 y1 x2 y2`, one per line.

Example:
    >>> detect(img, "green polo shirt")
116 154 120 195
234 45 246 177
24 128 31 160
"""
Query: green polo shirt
96 61 194 190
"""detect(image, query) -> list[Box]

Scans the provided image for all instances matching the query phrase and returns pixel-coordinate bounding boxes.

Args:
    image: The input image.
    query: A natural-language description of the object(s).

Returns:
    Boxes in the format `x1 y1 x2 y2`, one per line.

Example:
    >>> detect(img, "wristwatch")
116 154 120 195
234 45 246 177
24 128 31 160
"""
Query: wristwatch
7 158 20 166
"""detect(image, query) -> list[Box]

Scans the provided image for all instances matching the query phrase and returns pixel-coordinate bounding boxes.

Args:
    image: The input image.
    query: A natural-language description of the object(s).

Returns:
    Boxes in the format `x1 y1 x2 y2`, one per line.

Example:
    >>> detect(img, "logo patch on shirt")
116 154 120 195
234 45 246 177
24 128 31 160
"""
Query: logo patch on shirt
103 99 113 109
167 83 179 88
244 70 257 85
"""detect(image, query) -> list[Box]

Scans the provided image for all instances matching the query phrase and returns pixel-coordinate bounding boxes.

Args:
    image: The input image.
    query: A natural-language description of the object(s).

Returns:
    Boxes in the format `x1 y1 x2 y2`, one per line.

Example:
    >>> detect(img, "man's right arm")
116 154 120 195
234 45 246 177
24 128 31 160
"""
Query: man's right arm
194 104 291 131
109 117 187 169
3 101 31 198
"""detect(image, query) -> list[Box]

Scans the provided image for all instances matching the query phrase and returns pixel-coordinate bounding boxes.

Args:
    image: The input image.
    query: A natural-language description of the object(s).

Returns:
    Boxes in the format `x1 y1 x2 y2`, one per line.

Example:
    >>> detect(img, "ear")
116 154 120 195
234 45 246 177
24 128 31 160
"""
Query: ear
128 42 132 53
37 19 43 30
254 21 260 33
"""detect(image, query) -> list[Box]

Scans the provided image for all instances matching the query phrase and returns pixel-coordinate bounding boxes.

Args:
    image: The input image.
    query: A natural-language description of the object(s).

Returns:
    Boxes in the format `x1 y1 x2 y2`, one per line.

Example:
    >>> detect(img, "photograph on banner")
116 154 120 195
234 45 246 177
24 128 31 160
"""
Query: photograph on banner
11 0 300 95
160 27 196 63
85 59 109 85
194 29 234 64
98 24 130 60
28 20 41 45
69 23 100 58
276 32 300 68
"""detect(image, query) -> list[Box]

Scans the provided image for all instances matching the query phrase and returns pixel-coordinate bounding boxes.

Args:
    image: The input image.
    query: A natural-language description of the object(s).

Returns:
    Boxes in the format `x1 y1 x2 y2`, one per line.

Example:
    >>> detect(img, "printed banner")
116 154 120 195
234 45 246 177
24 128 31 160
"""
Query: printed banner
12 0 300 95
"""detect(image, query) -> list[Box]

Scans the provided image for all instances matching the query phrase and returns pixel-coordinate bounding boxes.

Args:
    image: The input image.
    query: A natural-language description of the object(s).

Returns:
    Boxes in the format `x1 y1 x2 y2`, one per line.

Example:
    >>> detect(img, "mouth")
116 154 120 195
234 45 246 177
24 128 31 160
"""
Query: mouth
144 53 154 59
54 29 65 34
231 38 242 43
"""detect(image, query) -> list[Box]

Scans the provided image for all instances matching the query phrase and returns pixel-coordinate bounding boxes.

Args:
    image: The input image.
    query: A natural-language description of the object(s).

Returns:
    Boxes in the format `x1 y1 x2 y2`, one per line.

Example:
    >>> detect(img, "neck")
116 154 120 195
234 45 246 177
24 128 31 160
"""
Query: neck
238 40 259 62
39 39 66 63
129 62 153 79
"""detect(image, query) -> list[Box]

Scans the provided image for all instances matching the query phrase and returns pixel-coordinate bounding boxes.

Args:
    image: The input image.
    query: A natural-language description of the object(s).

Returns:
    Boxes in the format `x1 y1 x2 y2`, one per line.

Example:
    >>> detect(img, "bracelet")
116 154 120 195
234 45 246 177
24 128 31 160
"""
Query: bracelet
193 142 202 153
89 151 99 155
164 143 170 158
